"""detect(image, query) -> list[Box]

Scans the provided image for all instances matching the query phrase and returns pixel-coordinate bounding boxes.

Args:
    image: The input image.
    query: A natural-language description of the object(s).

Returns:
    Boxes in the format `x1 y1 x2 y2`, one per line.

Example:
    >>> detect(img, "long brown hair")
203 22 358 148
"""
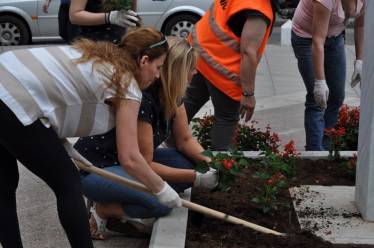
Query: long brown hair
72 27 168 105
160 36 198 119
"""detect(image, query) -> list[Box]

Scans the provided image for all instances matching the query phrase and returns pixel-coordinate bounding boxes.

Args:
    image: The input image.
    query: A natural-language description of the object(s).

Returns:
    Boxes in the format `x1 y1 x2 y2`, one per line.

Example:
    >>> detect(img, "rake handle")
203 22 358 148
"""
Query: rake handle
74 160 285 236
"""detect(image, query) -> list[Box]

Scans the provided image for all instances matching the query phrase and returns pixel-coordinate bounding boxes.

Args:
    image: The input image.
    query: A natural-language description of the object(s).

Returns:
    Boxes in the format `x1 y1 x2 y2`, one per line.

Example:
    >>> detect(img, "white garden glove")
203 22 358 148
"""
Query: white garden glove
108 10 139 28
193 168 218 189
313 79 329 109
351 59 362 88
155 182 182 208
62 139 93 166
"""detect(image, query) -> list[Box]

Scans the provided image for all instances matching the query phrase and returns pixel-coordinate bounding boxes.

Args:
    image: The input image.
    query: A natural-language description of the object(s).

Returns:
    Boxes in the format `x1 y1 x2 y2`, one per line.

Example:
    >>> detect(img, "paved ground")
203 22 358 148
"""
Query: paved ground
0 30 360 247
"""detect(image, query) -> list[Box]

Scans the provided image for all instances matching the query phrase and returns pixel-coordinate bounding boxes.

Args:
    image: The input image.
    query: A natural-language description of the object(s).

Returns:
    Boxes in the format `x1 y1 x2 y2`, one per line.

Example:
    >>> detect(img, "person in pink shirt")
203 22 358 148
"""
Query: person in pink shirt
291 0 364 150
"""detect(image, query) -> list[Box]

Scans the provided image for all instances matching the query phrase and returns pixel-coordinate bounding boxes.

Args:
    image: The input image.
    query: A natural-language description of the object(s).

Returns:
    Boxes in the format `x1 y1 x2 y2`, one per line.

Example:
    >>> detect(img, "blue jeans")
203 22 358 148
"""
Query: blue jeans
291 31 346 151
81 148 194 218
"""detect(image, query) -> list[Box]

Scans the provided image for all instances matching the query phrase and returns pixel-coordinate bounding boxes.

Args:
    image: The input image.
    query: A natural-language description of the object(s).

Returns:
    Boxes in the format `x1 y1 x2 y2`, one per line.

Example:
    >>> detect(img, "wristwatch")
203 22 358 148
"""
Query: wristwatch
242 90 254 97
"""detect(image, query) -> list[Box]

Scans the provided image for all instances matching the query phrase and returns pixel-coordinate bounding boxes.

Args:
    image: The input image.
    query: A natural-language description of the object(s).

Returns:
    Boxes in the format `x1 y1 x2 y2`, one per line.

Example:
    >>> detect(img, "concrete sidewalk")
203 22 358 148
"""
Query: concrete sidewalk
0 43 360 247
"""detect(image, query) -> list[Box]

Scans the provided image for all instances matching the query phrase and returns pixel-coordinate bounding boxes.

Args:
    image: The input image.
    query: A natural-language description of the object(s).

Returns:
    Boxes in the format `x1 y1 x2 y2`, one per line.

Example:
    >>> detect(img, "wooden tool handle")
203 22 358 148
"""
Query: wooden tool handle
74 160 285 236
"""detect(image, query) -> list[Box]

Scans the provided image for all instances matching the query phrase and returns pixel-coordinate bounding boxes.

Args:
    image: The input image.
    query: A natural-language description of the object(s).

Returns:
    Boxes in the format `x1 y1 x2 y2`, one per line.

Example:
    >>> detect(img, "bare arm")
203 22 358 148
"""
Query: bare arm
173 104 210 164
69 0 106 25
240 17 267 96
137 119 196 183
239 16 267 122
42 0 51 13
312 2 330 80
116 99 164 193
354 11 364 60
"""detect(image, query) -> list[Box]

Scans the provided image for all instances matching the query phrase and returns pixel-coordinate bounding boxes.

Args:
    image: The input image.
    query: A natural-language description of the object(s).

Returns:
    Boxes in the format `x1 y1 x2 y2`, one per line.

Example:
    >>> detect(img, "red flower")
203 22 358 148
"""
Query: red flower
223 159 233 170
325 127 345 139
271 133 280 143
336 127 346 137
266 172 285 186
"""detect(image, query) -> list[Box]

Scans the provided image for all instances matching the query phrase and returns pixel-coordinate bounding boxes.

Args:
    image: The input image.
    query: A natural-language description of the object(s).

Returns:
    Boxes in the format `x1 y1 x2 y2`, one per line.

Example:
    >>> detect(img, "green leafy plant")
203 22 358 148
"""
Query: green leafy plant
325 127 347 160
325 105 360 158
234 122 281 152
191 114 214 150
195 148 249 192
251 140 300 213
102 0 132 11
191 115 280 151
335 104 360 150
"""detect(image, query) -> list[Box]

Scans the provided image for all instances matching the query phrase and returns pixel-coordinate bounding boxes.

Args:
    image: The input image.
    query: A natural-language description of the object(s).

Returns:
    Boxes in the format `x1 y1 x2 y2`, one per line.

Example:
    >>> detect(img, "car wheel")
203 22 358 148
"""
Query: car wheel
0 15 30 46
163 14 200 38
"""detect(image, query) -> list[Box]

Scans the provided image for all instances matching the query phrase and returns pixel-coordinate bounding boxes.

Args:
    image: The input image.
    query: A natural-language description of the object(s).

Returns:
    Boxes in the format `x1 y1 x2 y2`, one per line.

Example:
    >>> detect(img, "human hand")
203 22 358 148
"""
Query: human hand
155 182 182 208
239 95 255 122
351 60 362 88
42 0 51 13
194 168 218 190
108 10 140 28
62 140 93 166
313 79 329 109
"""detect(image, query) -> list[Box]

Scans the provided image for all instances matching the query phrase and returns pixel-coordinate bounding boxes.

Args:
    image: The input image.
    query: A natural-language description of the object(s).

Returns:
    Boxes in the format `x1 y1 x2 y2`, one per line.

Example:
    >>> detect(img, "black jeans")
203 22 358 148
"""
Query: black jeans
58 3 80 43
183 71 240 150
0 101 93 248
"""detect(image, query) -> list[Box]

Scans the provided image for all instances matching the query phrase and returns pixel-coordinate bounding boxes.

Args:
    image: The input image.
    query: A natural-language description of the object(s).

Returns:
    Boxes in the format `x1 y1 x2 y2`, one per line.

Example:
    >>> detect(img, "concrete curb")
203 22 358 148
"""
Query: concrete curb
240 151 357 160
149 189 191 248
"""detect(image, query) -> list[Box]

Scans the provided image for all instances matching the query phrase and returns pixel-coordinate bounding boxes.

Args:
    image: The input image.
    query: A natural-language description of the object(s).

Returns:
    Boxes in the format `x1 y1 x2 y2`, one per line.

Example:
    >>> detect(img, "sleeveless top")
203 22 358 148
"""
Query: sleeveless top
80 0 127 44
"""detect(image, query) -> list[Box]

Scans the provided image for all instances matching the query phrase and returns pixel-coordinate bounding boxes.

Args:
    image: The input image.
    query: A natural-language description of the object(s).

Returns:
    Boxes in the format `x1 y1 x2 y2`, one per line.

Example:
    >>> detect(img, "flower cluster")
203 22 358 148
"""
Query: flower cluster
195 149 249 192
252 140 300 213
325 105 360 159
234 122 281 152
191 115 214 150
191 115 281 151
280 140 300 159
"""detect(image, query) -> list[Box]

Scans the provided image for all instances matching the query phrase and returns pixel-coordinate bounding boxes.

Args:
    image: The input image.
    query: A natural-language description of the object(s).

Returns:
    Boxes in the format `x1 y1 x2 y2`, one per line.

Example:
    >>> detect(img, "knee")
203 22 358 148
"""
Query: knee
214 111 239 123
152 206 172 218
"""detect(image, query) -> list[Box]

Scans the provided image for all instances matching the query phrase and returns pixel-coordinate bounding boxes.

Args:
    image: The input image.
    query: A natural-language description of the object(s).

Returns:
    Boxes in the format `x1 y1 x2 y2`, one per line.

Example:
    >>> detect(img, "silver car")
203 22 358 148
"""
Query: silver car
0 0 212 46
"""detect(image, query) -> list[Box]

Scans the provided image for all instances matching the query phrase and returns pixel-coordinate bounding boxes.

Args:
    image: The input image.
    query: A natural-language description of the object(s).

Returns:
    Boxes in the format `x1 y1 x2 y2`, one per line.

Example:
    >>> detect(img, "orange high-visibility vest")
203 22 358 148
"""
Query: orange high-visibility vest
190 0 274 101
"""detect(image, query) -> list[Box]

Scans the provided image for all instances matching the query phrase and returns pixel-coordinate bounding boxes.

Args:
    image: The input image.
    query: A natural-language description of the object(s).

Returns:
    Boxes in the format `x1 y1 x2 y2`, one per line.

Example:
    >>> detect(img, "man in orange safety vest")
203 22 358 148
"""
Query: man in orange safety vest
184 0 298 150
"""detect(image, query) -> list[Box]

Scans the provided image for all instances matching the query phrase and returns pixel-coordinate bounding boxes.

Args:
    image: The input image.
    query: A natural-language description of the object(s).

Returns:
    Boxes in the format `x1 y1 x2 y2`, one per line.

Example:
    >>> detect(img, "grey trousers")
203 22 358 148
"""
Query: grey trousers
183 71 240 150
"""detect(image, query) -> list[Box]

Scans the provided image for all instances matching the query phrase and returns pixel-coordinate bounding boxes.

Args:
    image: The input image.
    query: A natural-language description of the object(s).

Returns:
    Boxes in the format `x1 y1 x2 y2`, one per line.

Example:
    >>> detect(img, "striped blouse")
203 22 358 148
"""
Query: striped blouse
0 46 142 138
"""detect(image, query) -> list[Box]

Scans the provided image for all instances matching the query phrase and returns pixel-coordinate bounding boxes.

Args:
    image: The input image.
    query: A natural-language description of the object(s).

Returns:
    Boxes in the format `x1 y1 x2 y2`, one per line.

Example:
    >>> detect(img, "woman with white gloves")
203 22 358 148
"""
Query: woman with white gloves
74 37 218 240
69 0 139 43
291 0 364 151
0 27 179 248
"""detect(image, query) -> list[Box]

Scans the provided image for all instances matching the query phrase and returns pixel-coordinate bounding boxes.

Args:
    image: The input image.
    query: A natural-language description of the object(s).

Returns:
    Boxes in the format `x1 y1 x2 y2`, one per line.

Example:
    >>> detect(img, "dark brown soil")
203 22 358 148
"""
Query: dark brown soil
186 159 372 248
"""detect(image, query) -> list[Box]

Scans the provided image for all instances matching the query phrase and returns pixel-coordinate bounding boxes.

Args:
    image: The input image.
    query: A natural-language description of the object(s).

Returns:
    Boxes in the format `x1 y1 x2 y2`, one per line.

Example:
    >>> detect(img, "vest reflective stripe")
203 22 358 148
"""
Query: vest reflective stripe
191 28 240 85
191 0 273 101
208 3 240 53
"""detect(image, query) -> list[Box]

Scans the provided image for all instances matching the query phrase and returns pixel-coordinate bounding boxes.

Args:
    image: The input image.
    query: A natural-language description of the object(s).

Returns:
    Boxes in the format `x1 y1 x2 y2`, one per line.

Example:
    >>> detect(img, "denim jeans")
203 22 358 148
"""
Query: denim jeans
183 72 240 150
291 31 346 151
81 148 194 218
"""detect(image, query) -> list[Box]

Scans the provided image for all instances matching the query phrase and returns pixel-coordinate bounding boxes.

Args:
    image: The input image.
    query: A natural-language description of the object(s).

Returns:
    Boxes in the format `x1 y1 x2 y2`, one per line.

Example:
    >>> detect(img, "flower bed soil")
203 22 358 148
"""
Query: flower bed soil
186 159 371 248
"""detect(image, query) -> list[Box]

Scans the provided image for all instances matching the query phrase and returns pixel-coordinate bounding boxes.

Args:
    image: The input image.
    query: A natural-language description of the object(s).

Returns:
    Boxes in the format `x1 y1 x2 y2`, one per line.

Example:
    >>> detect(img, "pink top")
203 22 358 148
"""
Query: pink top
292 0 364 38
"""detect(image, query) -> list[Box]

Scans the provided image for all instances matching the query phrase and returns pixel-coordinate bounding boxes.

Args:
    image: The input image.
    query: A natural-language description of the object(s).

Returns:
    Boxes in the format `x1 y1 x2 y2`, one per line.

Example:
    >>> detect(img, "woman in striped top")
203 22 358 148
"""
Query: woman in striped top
0 27 181 248
74 37 218 240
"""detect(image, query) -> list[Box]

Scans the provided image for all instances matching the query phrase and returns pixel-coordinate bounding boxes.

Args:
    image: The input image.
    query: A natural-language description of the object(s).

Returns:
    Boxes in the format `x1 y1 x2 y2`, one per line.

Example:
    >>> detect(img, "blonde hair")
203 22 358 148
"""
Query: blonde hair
72 27 168 106
160 36 198 119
